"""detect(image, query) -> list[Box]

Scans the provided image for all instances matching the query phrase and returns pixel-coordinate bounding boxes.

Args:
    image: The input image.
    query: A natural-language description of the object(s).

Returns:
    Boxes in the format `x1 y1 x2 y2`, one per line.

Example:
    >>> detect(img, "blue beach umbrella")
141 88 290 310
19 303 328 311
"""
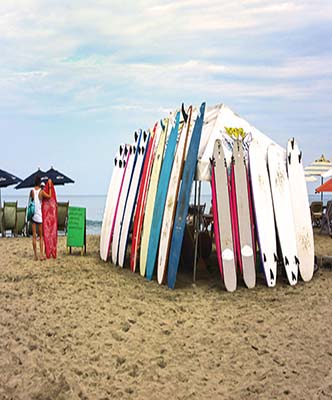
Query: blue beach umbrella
15 168 49 189
0 169 22 205
45 167 74 186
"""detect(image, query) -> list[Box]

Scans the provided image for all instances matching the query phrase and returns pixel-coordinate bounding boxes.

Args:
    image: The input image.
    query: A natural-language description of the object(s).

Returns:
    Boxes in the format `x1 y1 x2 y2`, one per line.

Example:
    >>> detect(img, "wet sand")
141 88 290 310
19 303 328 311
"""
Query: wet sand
0 234 331 400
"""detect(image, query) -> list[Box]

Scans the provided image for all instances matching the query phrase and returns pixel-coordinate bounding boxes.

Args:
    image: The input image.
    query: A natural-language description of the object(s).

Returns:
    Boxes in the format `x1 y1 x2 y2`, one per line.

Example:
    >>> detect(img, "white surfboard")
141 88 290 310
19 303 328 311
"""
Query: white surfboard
213 139 237 292
249 140 277 287
287 138 314 282
140 119 169 276
100 145 126 261
118 132 149 267
112 131 141 265
232 139 256 289
268 143 298 285
157 106 194 284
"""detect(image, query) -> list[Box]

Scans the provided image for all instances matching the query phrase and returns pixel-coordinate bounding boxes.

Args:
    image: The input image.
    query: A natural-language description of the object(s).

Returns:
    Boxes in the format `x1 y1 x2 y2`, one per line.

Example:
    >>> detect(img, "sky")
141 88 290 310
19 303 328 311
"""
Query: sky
1 0 332 197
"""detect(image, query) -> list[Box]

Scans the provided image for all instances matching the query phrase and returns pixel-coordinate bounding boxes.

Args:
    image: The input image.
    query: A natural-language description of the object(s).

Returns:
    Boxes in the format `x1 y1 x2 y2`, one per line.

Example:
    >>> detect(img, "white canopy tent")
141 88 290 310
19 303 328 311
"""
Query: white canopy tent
195 104 279 181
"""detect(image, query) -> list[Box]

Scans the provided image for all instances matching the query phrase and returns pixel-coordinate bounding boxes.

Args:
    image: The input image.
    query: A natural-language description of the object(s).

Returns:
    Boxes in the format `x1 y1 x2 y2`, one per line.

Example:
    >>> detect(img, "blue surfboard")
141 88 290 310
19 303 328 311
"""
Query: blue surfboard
167 102 206 289
145 111 181 280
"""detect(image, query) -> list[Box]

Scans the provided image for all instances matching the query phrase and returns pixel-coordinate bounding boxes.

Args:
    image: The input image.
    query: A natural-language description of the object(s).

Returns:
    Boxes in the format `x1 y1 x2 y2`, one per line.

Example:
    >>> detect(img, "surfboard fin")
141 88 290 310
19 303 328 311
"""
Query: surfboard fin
123 160 126 168
288 153 291 165
291 138 295 149
299 151 302 163
291 271 297 282
143 130 147 141
114 158 117 167
263 253 267 262
119 145 123 156
160 119 165 131
119 160 123 168
295 255 300 265
285 256 289 266
270 269 275 281
210 157 216 167
134 131 138 142
181 103 188 123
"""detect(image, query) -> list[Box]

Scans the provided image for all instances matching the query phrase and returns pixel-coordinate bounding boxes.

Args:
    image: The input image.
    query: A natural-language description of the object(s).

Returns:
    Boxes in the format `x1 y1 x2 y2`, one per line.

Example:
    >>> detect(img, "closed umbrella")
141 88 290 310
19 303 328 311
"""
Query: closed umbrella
0 169 22 205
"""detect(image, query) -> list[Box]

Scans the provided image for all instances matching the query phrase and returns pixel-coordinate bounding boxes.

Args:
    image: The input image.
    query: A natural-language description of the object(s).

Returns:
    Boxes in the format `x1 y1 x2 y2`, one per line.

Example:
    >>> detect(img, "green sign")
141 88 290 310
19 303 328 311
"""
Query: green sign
67 207 86 253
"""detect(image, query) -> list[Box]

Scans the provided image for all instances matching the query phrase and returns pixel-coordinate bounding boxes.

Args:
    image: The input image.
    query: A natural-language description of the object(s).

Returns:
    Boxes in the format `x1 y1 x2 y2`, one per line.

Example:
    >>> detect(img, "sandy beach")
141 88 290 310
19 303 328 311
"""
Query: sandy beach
0 233 332 400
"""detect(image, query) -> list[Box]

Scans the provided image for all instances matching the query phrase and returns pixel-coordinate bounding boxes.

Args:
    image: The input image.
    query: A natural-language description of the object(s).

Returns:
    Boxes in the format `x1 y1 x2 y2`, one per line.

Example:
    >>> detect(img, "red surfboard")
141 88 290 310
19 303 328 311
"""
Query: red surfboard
42 181 58 259
130 124 157 272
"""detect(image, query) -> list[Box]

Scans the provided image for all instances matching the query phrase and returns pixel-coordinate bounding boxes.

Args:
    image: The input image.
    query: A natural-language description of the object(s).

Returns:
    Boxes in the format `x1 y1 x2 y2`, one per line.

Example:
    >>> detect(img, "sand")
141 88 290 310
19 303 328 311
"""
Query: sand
0 233 332 400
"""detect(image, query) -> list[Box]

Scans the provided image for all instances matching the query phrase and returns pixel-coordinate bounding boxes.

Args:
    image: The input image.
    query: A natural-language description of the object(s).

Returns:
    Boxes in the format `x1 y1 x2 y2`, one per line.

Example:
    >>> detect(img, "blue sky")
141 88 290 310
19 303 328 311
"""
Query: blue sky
1 0 331 196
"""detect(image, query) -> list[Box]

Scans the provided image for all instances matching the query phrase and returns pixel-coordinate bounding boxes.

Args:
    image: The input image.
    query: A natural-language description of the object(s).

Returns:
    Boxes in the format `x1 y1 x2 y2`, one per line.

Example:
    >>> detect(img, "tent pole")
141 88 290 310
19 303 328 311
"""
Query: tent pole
193 180 201 284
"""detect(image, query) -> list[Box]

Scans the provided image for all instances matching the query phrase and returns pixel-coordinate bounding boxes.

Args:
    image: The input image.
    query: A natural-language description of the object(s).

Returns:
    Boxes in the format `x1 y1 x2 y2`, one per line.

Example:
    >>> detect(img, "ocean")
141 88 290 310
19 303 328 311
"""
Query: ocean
2 193 331 235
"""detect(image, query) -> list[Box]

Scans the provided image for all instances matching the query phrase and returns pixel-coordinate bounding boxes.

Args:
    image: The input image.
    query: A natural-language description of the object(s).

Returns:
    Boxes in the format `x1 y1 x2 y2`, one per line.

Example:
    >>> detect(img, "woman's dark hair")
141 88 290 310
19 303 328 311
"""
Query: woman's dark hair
34 176 41 187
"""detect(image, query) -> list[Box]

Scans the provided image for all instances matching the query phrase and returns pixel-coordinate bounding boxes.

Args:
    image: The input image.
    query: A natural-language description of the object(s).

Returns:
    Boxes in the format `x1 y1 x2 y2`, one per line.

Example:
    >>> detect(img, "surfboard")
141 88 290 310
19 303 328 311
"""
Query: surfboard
100 145 126 261
111 131 142 265
145 111 181 280
231 139 256 289
249 140 277 287
130 124 158 272
287 138 314 282
267 143 298 285
210 158 223 278
110 145 131 247
118 132 149 267
157 106 193 284
42 181 57 259
139 119 168 277
212 139 237 292
167 102 206 289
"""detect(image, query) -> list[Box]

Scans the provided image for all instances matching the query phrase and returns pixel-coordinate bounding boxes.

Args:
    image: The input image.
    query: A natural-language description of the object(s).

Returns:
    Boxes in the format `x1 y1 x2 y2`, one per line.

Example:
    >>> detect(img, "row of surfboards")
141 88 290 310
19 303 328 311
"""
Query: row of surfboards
211 136 314 292
100 101 315 291
100 103 206 289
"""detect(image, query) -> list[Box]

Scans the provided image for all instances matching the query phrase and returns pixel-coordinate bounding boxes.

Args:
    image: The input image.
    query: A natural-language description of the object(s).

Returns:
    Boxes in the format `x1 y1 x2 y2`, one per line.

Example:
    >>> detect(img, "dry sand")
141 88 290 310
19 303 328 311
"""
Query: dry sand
0 233 332 400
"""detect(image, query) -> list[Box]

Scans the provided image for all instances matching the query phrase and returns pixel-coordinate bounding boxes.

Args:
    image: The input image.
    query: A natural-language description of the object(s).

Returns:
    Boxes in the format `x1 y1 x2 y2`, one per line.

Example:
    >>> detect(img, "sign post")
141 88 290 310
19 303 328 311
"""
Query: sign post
66 207 86 255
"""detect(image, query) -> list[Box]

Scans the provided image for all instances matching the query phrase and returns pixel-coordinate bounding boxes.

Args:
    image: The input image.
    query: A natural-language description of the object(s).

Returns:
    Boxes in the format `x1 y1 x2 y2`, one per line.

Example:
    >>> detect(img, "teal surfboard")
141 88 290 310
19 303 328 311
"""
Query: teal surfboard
145 111 180 280
167 102 206 289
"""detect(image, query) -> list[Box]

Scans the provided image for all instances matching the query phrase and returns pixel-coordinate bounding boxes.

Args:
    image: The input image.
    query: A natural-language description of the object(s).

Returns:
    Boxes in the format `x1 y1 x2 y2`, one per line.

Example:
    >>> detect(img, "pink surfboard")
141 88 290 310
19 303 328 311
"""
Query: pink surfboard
130 125 157 272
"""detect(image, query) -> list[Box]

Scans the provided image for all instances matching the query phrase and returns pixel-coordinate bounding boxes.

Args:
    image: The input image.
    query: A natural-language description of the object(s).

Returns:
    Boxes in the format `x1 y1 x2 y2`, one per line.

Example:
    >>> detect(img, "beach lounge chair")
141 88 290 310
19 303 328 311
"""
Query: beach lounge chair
14 207 27 236
320 201 332 237
2 201 17 237
310 201 323 227
0 207 3 236
58 201 69 234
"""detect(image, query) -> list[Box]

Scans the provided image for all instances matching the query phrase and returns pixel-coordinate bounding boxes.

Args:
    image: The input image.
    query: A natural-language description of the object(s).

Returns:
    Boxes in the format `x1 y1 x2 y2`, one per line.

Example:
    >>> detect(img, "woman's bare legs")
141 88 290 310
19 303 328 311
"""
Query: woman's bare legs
32 223 38 261
38 223 45 260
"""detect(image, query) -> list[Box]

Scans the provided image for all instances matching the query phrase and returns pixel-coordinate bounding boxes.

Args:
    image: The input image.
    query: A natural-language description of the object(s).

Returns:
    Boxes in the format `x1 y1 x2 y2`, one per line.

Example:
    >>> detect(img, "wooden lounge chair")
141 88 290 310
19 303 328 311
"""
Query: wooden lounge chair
14 207 27 236
320 201 332 237
58 201 69 234
310 201 323 227
2 201 17 237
